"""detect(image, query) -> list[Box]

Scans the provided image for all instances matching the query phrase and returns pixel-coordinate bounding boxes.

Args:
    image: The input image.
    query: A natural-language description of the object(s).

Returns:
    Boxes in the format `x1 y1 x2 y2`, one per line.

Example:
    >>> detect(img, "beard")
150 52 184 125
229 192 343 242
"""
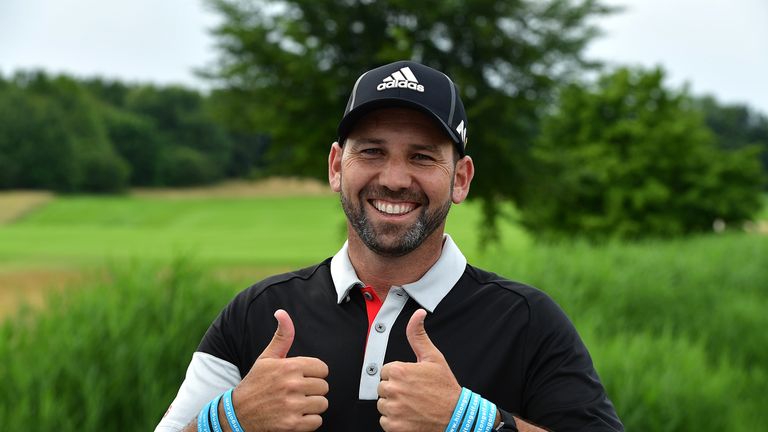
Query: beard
341 182 452 258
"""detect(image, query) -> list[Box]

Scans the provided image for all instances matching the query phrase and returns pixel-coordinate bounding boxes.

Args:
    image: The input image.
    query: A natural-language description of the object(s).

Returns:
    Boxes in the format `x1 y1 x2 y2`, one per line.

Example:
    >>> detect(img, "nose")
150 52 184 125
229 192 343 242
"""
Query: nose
378 158 413 191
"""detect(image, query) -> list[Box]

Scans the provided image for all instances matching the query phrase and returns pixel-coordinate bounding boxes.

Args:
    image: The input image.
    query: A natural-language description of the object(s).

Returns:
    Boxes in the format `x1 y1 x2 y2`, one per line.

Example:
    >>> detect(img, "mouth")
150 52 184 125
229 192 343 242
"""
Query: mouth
369 199 419 216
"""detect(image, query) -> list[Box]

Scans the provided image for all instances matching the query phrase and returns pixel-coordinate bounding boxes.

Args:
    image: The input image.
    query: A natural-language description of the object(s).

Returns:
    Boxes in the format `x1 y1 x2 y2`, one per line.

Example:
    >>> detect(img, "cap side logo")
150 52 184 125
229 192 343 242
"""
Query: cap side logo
456 120 467 145
377 66 425 93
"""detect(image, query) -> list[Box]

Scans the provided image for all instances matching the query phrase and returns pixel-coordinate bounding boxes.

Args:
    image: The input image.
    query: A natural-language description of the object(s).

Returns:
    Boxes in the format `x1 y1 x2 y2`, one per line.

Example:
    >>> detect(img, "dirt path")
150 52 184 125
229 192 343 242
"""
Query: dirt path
0 269 85 318
0 191 53 225
131 178 332 198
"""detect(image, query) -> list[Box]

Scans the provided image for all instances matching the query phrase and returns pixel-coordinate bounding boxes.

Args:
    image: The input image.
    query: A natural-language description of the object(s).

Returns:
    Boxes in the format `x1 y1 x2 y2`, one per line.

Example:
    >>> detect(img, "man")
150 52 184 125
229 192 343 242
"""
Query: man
156 60 623 432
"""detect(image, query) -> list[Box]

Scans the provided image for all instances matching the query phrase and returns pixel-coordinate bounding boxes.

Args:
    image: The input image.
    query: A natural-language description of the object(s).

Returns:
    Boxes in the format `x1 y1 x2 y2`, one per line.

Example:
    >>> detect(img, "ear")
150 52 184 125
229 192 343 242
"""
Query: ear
451 155 474 204
328 141 343 192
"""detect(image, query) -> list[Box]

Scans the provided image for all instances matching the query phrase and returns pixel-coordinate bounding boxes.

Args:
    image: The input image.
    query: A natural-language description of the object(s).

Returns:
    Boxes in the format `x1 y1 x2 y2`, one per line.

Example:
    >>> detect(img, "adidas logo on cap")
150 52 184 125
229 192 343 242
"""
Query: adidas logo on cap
376 66 425 93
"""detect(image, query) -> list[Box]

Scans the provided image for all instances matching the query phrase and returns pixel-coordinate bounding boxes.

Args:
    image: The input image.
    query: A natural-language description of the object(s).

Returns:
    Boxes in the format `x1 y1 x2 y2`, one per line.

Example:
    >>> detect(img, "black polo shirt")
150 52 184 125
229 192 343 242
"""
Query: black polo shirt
156 237 623 431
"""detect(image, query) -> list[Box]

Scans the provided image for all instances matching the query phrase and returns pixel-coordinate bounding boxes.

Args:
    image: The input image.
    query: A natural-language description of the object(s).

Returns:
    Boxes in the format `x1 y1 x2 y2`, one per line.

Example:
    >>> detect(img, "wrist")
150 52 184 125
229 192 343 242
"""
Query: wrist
217 399 233 432
443 387 497 432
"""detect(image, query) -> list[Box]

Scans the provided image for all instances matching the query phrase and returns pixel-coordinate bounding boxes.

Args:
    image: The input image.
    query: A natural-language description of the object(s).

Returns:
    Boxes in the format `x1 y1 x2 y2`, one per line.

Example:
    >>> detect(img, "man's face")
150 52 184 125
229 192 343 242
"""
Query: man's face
329 108 472 257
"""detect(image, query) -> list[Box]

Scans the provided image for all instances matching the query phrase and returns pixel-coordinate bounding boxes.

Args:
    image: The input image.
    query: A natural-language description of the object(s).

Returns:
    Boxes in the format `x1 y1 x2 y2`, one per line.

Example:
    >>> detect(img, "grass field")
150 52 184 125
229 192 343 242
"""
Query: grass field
0 183 527 314
1 184 767 430
0 191 527 269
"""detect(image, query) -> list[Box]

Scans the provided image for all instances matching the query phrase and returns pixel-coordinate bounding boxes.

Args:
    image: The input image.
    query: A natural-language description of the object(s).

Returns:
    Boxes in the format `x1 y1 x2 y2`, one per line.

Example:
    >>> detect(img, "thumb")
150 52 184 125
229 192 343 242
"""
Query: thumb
406 309 444 363
258 309 295 359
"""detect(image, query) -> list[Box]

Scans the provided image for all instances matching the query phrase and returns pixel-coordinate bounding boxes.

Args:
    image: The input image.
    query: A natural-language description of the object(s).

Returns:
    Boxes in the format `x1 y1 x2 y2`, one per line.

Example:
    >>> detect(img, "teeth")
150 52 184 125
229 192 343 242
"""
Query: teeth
373 200 414 215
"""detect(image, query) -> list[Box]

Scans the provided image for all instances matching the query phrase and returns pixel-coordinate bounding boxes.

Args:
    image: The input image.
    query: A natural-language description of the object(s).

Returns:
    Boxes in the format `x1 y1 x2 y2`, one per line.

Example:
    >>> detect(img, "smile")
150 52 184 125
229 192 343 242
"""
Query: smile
370 199 418 215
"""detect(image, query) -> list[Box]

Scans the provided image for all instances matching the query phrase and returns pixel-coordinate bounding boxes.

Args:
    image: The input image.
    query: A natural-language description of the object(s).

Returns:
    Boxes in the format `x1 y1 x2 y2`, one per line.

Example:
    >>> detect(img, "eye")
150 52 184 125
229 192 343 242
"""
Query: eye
412 153 435 162
360 148 384 156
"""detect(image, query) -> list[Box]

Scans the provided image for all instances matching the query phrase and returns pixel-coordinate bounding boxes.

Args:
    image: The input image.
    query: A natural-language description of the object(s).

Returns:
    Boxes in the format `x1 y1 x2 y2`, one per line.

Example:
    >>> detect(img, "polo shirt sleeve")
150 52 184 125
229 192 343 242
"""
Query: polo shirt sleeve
520 292 623 431
197 294 248 368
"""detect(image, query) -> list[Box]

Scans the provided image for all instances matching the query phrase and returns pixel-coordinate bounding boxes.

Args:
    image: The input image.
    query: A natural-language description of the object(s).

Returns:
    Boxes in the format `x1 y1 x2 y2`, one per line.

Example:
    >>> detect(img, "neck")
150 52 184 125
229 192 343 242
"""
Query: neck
346 226 446 299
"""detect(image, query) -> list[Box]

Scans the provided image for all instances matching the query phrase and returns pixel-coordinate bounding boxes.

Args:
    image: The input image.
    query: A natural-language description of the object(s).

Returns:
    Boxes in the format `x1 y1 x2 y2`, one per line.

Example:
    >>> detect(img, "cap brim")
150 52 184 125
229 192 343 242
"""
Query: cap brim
337 98 465 156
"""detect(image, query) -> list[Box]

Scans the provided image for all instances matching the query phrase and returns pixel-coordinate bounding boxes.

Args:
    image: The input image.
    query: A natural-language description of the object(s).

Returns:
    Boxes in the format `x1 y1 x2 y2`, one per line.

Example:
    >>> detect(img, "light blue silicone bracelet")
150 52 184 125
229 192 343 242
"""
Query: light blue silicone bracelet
209 393 224 432
445 387 472 432
197 400 212 432
222 388 244 432
459 391 481 432
484 401 498 432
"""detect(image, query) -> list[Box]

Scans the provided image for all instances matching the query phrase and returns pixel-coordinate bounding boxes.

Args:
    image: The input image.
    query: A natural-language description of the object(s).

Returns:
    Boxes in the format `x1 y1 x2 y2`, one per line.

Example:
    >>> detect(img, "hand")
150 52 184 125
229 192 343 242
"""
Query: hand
228 309 329 431
377 309 462 432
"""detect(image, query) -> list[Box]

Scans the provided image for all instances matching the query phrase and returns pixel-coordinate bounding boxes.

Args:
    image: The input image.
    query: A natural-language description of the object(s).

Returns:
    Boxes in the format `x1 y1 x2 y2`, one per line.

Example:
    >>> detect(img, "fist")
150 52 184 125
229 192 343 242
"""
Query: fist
377 309 462 432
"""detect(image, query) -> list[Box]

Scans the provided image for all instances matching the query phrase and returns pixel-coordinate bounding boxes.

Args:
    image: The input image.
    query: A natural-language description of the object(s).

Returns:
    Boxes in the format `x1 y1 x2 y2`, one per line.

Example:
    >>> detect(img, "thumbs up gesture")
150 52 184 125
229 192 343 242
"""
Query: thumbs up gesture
377 309 462 432
228 309 329 432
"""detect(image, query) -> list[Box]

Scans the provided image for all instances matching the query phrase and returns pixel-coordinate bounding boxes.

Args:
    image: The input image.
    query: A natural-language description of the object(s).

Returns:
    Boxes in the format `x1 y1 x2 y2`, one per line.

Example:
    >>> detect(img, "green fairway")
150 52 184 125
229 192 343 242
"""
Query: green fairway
0 195 343 269
0 193 529 271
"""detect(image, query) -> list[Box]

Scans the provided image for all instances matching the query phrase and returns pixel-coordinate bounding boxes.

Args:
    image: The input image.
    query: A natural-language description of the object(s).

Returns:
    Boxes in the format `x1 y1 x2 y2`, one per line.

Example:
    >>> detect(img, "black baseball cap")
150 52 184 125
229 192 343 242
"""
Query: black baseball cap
337 60 469 156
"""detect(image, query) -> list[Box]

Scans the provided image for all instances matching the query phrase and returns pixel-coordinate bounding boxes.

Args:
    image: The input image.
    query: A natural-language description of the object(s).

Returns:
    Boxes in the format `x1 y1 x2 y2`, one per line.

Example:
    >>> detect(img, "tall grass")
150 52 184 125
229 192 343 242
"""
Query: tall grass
1 232 766 431
0 259 239 430
483 234 768 367
481 233 768 430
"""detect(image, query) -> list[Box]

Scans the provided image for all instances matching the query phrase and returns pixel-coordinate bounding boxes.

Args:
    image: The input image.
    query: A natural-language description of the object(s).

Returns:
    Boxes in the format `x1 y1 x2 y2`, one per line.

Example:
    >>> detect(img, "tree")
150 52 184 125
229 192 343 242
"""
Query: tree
0 71 130 193
101 108 164 186
522 67 765 240
124 85 234 183
203 0 614 239
695 96 768 180
157 146 220 186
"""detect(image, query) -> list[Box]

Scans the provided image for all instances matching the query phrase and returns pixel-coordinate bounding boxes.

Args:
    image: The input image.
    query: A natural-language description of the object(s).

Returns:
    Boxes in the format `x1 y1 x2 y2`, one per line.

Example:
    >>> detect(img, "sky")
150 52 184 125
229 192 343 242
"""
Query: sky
1 0 766 114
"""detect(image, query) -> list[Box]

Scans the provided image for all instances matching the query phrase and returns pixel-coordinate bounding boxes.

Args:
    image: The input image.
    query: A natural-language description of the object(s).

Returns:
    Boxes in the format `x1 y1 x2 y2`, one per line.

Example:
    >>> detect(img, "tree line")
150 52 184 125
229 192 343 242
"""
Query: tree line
0 71 269 193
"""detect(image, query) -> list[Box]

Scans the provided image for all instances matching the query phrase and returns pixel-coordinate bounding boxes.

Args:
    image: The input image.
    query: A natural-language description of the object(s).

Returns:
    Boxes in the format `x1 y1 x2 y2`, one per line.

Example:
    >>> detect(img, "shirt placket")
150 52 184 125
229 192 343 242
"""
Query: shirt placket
357 286 409 400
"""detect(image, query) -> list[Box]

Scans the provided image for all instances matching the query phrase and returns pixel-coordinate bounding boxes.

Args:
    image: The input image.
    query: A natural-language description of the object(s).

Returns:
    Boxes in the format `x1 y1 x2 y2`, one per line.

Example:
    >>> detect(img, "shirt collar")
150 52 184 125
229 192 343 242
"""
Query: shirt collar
330 234 467 313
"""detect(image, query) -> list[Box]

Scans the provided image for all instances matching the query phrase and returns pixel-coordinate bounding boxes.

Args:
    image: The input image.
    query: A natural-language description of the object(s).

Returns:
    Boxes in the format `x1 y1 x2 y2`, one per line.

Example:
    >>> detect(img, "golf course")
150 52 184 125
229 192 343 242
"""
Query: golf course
0 180 766 430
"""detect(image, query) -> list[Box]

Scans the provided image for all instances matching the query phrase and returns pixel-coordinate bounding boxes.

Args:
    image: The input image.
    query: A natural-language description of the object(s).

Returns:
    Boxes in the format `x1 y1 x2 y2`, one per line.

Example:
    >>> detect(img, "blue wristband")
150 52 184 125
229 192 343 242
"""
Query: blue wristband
209 393 224 432
197 400 212 432
473 398 491 432
445 387 472 432
484 402 498 432
459 392 481 432
222 388 245 432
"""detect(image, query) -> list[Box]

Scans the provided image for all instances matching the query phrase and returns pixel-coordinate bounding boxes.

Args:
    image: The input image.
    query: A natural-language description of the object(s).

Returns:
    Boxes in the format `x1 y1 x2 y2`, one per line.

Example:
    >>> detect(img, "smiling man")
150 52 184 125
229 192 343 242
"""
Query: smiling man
157 61 623 432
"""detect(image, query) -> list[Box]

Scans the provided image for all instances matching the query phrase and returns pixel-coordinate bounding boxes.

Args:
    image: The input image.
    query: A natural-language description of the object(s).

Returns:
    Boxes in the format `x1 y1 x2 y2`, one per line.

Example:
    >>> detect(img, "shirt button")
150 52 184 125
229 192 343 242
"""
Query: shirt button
375 322 386 333
366 363 378 375
363 292 373 301
393 289 404 297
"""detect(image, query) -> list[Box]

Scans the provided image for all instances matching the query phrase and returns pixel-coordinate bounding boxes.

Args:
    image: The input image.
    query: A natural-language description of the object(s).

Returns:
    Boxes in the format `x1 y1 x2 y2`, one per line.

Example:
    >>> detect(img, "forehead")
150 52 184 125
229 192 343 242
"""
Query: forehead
348 108 450 143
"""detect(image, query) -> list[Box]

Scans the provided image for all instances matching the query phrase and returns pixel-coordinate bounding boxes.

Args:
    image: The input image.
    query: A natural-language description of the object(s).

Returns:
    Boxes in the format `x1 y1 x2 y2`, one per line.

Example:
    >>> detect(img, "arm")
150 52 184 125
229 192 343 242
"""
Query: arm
155 352 241 431
377 310 548 432
175 310 329 432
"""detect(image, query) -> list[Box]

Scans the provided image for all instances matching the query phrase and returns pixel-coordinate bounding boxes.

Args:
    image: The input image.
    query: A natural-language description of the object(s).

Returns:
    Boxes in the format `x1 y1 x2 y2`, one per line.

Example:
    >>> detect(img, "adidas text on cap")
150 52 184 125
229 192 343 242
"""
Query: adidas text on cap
338 60 469 156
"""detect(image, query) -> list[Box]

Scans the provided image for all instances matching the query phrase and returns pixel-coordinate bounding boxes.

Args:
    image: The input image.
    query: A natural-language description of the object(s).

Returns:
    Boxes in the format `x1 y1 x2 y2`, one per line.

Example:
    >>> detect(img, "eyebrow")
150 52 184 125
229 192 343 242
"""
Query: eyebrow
349 138 442 153
350 137 386 146
410 143 441 153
